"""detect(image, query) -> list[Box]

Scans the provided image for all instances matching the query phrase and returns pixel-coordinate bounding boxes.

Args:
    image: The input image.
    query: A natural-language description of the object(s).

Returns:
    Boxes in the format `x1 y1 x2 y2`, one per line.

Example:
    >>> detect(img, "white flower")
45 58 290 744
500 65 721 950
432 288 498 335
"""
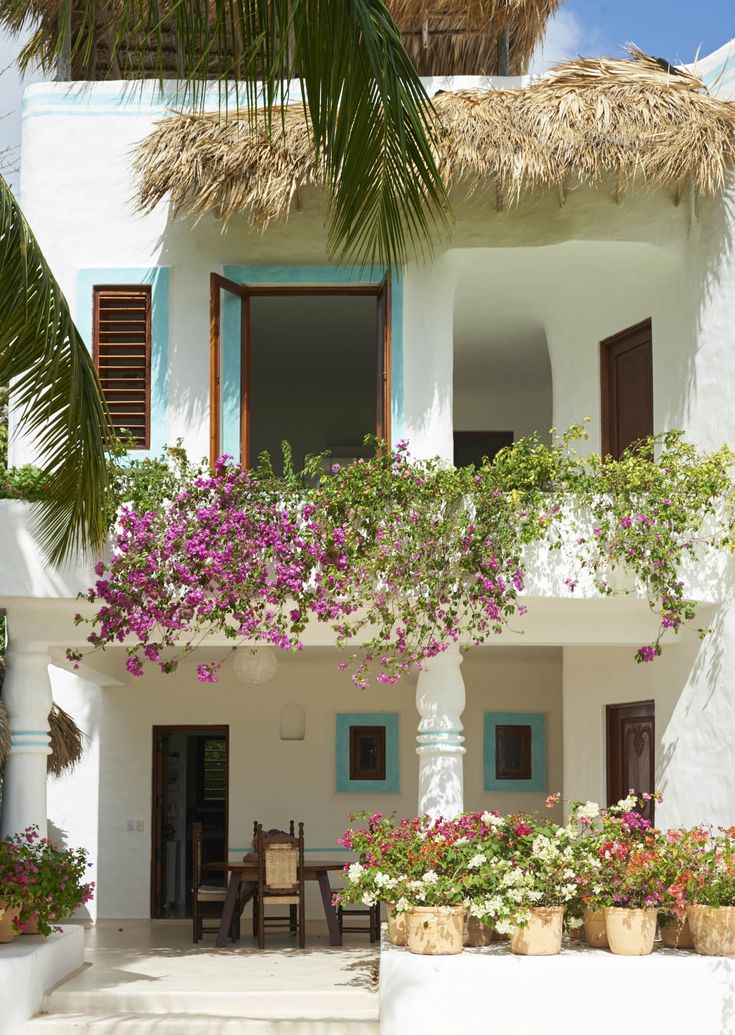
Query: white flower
347 863 364 882
483 895 504 916
375 872 397 890
467 853 487 870
617 795 637 812
422 869 439 885
481 811 504 828
395 897 410 912
495 919 516 935
527 890 543 902
362 891 377 906
576 801 600 821
562 868 575 880
567 916 584 930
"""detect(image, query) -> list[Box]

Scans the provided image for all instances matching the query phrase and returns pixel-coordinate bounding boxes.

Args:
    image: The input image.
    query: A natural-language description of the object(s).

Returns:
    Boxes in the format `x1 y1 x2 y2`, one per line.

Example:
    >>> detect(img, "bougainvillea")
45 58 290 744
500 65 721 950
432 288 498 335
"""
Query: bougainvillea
68 427 735 685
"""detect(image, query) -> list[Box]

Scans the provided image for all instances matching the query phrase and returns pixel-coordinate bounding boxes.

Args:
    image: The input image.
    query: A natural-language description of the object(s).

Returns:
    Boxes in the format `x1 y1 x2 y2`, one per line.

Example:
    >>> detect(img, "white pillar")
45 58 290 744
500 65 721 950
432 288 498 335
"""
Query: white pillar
1 646 52 838
415 641 466 818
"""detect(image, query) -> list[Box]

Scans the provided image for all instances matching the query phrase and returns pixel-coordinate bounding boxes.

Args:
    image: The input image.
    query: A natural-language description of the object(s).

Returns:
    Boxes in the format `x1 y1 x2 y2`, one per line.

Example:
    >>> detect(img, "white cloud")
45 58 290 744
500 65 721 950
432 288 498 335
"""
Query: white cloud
529 10 584 75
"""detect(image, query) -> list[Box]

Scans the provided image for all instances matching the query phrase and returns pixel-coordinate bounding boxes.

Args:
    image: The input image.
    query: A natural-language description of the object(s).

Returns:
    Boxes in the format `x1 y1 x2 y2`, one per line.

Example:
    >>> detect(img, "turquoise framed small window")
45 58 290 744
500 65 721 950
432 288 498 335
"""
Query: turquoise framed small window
483 712 546 792
336 713 399 793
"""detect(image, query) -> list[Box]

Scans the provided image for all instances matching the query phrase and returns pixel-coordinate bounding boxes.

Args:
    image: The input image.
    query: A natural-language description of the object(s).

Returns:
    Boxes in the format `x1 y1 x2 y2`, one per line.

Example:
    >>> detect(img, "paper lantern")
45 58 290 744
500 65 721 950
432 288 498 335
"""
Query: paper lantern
234 646 278 684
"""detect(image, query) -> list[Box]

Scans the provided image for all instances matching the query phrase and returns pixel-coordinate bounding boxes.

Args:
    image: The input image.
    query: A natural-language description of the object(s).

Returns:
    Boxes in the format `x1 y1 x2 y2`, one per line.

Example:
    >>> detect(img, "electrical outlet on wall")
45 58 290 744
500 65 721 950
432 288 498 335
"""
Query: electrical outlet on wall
127 819 135 831
136 820 144 832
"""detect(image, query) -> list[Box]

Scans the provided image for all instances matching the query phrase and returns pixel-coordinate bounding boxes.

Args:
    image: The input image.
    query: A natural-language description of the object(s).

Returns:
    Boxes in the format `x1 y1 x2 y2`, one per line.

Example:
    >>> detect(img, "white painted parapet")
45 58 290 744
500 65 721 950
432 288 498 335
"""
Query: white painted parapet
379 934 735 1035
0 926 85 1035
0 645 53 838
415 642 466 818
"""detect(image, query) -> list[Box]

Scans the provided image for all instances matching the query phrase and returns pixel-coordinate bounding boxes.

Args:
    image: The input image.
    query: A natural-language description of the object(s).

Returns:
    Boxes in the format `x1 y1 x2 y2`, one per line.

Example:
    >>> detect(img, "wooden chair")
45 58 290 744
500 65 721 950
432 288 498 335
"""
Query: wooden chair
254 822 305 949
337 900 381 942
250 820 297 937
191 821 227 943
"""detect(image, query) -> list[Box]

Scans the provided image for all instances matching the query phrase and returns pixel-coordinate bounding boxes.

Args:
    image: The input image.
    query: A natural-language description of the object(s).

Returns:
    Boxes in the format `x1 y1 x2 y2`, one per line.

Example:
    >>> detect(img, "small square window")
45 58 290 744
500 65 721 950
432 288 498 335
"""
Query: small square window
349 726 386 781
495 724 532 781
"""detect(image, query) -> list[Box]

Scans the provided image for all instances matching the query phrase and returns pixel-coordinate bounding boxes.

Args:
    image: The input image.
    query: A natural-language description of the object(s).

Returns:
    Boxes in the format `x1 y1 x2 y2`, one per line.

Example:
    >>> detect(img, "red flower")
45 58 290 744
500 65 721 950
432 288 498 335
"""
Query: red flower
514 822 533 837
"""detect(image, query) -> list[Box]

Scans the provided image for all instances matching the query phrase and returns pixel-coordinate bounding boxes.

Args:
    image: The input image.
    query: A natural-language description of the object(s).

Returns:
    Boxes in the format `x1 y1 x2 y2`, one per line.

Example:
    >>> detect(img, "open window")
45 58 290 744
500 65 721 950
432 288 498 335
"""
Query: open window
210 276 391 471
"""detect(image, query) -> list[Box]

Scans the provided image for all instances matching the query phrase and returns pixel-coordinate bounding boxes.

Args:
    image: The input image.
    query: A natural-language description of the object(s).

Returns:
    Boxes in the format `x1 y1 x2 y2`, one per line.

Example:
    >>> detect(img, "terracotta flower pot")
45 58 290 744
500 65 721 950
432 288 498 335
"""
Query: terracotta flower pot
385 902 408 946
510 907 564 956
0 902 18 944
463 915 495 947
660 916 694 949
406 906 464 956
604 908 657 956
583 908 609 949
688 905 735 956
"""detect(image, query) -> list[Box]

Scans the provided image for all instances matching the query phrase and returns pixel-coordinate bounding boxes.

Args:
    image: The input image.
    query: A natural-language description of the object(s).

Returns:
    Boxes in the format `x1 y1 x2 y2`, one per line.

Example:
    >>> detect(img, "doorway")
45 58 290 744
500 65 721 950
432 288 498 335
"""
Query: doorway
606 701 655 822
210 277 391 471
151 725 229 918
600 319 653 459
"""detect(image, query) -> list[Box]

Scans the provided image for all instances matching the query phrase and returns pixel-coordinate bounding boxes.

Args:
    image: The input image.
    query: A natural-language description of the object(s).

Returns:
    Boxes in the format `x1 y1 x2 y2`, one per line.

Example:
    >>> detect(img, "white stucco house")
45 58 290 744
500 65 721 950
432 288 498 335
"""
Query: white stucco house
3 7 735 1029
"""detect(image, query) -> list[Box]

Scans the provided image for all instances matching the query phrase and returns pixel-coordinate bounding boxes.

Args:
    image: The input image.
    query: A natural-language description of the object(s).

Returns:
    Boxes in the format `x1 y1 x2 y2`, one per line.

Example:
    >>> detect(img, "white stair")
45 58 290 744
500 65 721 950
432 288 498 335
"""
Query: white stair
28 1012 378 1033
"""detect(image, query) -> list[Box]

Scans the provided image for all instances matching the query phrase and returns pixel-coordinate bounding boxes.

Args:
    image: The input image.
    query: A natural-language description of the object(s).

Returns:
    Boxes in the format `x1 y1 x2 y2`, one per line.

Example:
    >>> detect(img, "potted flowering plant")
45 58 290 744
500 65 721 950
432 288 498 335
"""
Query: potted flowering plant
655 827 705 948
0 828 94 940
580 796 665 956
685 826 735 956
464 810 580 956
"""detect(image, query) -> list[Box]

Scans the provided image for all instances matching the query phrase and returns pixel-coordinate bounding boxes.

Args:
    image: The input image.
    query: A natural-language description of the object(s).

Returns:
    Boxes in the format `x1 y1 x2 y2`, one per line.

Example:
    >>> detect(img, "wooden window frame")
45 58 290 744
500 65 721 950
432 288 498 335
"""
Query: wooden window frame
93 284 152 450
348 724 387 782
209 275 392 468
494 723 533 781
600 318 653 460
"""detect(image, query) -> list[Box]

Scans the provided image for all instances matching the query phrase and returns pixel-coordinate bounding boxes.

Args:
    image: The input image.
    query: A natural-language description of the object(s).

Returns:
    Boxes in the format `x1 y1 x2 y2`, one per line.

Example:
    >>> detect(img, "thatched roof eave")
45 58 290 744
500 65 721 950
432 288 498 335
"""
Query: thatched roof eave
134 51 735 231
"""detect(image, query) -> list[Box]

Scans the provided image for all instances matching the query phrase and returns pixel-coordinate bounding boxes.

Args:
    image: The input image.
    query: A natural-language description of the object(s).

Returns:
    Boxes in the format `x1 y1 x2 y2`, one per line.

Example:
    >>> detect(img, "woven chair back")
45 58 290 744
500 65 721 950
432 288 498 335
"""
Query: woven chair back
265 843 298 890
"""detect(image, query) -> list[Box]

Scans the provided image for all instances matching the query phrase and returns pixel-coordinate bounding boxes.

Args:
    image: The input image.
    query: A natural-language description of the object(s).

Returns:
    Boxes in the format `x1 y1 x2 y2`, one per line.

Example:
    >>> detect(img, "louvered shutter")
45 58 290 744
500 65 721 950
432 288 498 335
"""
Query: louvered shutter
93 286 152 449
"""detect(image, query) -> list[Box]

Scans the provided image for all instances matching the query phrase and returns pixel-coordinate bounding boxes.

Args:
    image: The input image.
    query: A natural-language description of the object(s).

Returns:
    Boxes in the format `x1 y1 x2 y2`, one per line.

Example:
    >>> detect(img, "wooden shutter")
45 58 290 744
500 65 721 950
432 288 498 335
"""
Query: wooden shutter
93 286 152 449
600 319 653 459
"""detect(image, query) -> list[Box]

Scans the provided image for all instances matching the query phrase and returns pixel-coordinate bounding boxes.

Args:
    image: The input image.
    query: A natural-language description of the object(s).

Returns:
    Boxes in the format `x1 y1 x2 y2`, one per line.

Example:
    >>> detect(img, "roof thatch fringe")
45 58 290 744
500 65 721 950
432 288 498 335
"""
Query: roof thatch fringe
0 700 10 768
47 704 85 778
1 0 558 80
135 50 735 227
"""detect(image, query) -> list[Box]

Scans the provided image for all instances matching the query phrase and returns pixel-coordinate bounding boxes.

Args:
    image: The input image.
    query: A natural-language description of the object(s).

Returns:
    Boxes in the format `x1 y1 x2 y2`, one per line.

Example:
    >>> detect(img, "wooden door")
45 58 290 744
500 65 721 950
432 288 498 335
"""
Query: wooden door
600 319 653 459
151 731 168 918
606 701 655 822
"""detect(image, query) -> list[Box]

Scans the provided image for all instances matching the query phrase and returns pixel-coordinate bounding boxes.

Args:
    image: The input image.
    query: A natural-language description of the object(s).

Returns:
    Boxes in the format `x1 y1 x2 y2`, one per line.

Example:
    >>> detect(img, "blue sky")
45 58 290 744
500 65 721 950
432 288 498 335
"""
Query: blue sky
536 2 734 70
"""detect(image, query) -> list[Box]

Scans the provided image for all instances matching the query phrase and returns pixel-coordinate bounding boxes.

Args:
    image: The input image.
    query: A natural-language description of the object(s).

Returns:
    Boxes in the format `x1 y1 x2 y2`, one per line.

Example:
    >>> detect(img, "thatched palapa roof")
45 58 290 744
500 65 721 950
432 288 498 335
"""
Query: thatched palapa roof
2 0 558 79
134 51 735 229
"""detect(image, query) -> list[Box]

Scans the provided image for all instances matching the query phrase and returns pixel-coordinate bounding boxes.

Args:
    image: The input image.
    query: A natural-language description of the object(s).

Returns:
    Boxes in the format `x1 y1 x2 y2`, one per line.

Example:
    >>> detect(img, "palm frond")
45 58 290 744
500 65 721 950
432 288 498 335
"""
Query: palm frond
57 0 449 268
0 174 113 563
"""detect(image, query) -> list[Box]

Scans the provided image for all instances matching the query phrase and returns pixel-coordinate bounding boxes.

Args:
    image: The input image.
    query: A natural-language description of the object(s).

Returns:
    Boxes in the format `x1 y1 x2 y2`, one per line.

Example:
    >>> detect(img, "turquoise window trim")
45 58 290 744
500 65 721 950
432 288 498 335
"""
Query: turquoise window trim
483 712 546 793
336 712 400 794
221 265 404 455
76 267 169 459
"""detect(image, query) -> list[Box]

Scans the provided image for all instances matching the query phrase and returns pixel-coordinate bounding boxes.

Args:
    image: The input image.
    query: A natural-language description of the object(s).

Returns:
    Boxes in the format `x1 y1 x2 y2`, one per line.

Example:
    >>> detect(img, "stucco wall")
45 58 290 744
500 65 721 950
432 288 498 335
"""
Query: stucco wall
46 646 563 919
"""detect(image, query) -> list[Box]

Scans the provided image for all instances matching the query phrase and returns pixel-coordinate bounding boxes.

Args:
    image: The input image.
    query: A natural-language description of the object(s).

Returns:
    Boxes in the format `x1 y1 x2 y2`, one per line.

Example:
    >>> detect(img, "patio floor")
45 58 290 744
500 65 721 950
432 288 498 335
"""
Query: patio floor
28 919 379 1033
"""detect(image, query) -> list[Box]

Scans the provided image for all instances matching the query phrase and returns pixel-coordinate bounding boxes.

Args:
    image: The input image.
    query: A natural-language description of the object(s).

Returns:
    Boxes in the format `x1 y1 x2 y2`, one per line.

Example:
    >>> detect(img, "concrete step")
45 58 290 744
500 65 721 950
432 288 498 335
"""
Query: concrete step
27 1012 379 1034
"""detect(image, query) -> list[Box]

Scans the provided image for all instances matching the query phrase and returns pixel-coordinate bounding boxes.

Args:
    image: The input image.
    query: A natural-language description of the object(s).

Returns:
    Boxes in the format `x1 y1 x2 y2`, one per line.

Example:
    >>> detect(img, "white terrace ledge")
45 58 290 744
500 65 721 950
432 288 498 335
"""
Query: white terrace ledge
379 933 735 1035
0 925 85 1035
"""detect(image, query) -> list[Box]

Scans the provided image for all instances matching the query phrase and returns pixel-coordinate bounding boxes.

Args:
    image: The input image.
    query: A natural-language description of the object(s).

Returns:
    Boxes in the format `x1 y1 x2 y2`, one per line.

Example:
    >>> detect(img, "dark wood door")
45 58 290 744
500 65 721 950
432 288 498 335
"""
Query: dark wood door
606 701 655 822
600 319 653 459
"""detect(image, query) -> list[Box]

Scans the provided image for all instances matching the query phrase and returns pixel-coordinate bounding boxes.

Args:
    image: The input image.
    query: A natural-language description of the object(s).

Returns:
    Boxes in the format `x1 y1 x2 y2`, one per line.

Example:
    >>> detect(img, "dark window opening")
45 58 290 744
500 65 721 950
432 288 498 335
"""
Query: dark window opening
454 430 514 468
495 724 532 780
349 725 387 781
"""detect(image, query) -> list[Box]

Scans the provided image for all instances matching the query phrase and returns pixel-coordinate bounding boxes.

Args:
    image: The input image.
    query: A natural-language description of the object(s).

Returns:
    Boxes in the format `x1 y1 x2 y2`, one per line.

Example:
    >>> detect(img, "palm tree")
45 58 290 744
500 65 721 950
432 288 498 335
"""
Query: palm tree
0 0 447 561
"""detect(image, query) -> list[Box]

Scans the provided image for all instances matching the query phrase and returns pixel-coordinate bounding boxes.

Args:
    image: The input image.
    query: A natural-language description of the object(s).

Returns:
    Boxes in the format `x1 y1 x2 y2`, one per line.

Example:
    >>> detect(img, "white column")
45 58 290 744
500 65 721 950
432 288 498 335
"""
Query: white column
1 646 52 838
415 641 466 818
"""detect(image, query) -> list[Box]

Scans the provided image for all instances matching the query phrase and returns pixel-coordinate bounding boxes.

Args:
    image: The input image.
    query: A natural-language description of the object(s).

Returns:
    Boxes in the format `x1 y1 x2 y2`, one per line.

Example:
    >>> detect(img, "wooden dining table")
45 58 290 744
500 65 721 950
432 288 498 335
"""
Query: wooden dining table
209 859 346 948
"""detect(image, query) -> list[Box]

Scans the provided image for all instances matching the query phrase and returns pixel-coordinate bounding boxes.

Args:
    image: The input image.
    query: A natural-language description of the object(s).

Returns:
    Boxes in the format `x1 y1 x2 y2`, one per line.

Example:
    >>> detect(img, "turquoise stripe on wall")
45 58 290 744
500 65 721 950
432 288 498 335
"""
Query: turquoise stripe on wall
77 267 169 459
221 265 404 461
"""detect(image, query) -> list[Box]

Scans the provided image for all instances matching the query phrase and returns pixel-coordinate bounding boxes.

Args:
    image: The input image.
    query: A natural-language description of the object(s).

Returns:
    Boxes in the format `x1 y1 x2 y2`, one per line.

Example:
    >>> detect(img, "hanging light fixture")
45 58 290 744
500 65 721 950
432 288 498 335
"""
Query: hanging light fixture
234 646 279 684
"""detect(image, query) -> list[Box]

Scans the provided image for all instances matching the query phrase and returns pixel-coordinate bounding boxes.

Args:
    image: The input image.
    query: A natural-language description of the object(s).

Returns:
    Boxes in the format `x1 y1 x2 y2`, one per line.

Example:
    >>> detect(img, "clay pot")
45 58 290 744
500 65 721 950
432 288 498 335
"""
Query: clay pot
688 905 735 956
0 902 18 944
406 906 464 956
583 909 609 949
567 925 585 942
20 913 41 936
660 916 694 949
463 915 495 947
604 907 657 956
510 907 564 956
385 902 408 946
